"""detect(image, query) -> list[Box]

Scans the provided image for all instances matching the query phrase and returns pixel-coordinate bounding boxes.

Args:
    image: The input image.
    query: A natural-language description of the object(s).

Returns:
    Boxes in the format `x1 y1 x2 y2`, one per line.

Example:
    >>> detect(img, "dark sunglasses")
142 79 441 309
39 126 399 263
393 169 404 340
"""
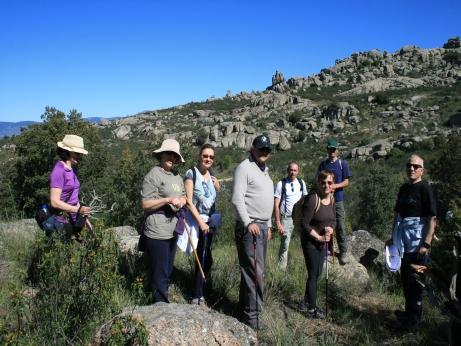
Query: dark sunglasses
290 182 294 192
327 147 337 151
202 154 214 160
406 163 423 170
259 148 271 154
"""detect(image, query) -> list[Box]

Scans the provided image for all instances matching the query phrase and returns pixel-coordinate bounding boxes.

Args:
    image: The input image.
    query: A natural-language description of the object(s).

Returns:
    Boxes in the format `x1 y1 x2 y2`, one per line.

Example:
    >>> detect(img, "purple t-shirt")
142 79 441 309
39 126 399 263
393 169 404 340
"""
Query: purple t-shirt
49 161 80 222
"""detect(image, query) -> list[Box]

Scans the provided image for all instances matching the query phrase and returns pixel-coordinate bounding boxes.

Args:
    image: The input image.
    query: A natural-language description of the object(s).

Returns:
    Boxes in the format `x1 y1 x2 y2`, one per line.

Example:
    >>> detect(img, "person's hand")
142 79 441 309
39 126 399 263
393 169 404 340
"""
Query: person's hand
78 206 91 216
170 197 186 208
418 246 429 256
211 176 221 192
385 238 393 246
199 221 210 234
247 223 260 236
277 221 285 235
324 226 334 236
268 227 272 240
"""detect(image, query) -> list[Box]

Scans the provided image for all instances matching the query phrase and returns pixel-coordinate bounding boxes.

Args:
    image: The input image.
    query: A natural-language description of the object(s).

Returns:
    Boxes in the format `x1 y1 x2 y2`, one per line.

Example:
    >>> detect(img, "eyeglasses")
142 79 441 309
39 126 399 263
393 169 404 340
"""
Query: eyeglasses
406 163 423 170
320 180 334 186
202 155 214 160
327 147 337 152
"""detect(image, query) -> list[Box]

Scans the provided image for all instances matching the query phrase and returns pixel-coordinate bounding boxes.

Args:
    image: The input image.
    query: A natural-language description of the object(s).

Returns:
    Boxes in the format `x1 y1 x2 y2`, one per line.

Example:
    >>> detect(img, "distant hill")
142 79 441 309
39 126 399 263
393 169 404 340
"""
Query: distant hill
0 117 115 137
0 121 37 137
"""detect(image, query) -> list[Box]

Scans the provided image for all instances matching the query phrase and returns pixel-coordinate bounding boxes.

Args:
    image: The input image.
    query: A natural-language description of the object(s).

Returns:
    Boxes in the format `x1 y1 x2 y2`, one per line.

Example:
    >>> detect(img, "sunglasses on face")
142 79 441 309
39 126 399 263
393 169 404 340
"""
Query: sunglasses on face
320 180 334 186
202 155 214 160
406 163 423 170
327 147 337 152
258 148 271 154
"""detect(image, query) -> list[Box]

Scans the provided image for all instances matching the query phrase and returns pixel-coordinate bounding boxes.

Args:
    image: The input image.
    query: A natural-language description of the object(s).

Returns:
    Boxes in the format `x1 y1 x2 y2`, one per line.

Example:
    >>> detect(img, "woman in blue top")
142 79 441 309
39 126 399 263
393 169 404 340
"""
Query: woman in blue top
184 144 220 305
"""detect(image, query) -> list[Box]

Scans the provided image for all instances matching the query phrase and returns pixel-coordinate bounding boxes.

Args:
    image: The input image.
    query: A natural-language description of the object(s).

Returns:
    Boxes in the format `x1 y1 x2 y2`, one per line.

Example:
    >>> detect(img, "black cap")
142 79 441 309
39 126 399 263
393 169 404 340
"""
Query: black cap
252 134 272 151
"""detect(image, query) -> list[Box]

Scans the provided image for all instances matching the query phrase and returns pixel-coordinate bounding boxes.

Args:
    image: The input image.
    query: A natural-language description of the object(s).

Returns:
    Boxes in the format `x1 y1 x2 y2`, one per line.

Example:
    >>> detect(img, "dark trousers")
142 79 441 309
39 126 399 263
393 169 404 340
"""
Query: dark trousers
401 252 427 327
145 236 177 303
235 221 268 328
301 235 326 309
194 231 214 299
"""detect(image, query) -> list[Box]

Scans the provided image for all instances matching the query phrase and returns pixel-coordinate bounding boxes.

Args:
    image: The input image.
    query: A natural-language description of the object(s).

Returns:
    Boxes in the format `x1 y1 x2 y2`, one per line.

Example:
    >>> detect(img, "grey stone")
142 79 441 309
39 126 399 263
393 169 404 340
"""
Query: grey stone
92 303 257 346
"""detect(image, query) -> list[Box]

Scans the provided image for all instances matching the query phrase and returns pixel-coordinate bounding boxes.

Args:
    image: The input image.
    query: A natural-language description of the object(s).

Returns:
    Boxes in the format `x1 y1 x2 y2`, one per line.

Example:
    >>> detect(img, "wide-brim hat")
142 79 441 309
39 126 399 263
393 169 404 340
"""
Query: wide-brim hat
153 139 185 163
57 134 88 155
385 243 401 273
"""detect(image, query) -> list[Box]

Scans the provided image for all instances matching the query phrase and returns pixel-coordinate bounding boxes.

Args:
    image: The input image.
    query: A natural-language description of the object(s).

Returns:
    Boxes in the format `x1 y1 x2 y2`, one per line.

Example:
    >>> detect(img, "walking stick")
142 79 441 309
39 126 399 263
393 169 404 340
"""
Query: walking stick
184 220 206 280
325 241 329 318
253 235 259 330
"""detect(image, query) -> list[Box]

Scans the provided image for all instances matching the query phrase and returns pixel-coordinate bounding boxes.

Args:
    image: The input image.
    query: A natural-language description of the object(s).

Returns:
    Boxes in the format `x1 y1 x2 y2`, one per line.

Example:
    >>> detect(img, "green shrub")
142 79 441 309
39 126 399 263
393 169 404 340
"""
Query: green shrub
4 226 125 345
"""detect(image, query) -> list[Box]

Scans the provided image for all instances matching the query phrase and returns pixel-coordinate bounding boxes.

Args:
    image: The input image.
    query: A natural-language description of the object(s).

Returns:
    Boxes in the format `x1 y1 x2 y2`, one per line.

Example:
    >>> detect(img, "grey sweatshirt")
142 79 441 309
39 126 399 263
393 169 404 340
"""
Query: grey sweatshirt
232 155 274 227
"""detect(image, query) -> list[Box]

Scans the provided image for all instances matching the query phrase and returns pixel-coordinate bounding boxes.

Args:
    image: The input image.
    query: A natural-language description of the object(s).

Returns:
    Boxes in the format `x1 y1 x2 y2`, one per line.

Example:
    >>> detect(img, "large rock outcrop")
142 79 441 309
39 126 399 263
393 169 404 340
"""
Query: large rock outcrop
92 303 257 346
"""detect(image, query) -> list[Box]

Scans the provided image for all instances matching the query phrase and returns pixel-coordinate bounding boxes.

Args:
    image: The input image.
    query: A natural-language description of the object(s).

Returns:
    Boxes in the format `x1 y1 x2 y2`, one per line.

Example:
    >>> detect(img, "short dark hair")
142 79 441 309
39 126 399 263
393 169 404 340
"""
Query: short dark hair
57 147 71 160
317 170 335 183
199 143 215 156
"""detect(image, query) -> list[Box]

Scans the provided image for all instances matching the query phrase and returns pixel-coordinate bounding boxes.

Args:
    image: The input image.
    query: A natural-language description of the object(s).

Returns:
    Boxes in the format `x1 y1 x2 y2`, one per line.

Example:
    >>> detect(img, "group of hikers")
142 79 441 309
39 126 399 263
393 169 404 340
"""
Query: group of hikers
41 133 436 334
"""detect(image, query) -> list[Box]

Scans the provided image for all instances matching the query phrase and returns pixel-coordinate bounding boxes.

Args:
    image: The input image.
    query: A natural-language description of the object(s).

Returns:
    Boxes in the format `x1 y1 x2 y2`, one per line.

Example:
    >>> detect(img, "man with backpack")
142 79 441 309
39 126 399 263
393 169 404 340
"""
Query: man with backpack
317 138 351 265
274 161 308 269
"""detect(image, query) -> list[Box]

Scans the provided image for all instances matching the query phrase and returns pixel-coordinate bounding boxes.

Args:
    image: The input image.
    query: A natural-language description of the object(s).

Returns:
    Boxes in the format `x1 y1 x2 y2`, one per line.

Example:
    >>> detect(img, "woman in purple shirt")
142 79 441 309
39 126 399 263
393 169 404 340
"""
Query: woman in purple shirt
47 135 91 237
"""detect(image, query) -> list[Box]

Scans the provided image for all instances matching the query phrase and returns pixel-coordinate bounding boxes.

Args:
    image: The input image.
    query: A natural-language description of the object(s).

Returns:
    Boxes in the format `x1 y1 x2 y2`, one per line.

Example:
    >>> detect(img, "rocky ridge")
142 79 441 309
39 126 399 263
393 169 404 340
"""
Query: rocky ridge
97 38 461 160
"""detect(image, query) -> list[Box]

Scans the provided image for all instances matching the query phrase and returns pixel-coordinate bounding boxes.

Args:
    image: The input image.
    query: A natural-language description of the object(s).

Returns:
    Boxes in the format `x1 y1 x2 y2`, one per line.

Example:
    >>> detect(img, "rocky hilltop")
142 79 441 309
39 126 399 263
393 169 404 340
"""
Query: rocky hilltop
98 37 461 160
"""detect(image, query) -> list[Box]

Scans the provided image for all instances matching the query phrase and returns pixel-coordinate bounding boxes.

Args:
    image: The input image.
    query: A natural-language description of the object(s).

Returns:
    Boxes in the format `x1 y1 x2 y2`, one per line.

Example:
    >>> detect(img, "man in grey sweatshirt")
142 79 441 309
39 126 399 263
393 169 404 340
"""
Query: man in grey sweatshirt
232 134 274 330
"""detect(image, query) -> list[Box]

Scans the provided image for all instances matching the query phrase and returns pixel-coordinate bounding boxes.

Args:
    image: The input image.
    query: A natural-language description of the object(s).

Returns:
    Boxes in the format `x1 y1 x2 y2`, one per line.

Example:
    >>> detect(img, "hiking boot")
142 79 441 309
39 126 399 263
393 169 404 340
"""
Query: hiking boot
298 299 310 313
307 307 325 319
338 252 349 265
394 310 407 322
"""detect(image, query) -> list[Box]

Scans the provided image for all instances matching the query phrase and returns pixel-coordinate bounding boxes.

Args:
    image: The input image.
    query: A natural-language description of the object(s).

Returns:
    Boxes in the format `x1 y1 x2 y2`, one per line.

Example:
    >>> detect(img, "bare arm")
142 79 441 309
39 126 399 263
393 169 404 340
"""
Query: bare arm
333 178 349 190
274 197 285 234
50 188 90 216
184 178 209 233
419 216 437 255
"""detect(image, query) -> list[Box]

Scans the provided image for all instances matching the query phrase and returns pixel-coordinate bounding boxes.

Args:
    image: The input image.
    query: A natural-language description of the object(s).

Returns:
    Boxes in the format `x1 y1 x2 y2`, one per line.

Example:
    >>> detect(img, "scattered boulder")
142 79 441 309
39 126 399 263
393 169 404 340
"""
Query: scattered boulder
347 230 386 270
92 303 257 346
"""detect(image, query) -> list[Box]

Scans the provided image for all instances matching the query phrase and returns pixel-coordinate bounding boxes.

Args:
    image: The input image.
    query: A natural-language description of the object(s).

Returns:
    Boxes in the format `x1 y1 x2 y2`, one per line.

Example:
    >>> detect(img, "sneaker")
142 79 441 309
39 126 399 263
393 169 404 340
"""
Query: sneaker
338 252 349 265
191 297 205 305
307 307 325 319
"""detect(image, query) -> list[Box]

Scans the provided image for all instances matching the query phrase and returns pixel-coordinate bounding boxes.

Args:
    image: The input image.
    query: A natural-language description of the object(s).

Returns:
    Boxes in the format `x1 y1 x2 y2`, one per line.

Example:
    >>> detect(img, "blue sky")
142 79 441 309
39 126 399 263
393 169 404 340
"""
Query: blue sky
1 0 460 122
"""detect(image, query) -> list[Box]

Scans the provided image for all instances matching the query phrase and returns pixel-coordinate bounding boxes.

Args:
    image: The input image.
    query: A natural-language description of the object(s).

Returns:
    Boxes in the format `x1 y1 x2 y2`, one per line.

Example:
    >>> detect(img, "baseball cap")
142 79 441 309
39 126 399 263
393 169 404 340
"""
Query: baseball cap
326 138 338 149
252 135 272 151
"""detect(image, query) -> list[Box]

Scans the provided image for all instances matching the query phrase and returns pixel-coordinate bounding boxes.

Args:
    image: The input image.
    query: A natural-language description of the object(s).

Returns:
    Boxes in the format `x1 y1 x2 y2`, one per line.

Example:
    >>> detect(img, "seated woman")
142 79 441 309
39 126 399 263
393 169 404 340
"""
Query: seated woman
141 139 187 303
299 170 336 319
48 134 91 239
184 144 220 305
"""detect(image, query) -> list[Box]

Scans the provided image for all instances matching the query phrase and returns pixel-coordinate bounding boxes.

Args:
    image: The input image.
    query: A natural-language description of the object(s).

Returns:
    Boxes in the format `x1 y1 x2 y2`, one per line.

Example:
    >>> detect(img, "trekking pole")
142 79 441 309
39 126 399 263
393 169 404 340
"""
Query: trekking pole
253 234 259 330
325 240 329 319
184 220 206 280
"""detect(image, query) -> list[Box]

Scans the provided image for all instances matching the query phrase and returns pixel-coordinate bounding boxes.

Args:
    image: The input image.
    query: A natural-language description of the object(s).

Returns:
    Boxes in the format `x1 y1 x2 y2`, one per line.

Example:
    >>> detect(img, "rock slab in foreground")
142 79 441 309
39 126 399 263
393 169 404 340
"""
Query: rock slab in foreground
93 303 257 346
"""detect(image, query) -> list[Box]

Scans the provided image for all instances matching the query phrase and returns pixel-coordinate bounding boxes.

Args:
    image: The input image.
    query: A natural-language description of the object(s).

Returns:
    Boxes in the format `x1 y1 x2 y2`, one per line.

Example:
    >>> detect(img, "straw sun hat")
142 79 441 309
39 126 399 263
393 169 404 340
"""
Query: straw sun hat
153 139 185 163
57 135 88 155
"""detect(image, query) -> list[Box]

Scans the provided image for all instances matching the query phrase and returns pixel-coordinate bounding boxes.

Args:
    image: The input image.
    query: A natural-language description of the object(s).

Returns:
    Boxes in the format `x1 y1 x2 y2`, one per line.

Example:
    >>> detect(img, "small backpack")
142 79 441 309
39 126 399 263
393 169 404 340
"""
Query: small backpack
292 193 321 234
